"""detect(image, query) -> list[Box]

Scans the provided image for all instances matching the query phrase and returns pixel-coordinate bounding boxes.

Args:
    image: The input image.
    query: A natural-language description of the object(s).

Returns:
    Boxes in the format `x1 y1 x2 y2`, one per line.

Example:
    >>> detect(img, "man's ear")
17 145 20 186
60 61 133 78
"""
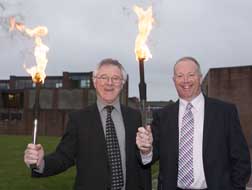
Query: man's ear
121 79 126 89
200 74 203 84
172 76 175 83
121 83 124 90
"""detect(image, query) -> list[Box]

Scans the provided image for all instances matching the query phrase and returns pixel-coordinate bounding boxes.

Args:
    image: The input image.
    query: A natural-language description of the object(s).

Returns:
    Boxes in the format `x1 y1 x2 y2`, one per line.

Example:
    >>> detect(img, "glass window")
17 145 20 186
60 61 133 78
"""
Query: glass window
15 80 33 89
69 74 91 89
80 79 90 88
0 83 9 90
56 82 63 88
1 92 24 109
43 79 63 88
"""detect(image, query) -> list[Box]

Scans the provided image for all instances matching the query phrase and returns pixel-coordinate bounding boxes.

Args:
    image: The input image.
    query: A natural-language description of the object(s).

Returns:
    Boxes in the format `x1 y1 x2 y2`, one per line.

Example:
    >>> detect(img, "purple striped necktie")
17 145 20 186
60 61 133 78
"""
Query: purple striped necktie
178 102 194 188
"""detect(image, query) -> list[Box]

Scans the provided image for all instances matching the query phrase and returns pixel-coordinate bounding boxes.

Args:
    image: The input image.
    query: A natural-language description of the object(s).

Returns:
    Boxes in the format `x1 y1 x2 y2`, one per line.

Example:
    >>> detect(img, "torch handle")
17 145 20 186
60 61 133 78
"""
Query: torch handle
30 82 41 170
30 118 38 170
138 58 147 126
30 76 42 169
138 59 146 101
140 100 147 127
32 119 38 144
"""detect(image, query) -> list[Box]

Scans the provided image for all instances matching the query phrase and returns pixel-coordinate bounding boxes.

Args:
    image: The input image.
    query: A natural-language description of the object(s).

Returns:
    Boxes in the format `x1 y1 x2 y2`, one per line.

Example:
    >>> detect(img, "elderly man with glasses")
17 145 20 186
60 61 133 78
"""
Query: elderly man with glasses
24 58 151 190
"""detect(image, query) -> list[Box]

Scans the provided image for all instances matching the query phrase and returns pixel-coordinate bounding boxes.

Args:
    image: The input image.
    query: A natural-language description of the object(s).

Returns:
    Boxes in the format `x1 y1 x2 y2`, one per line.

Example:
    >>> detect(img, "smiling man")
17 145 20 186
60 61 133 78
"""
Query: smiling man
173 57 202 102
24 58 151 190
136 57 251 190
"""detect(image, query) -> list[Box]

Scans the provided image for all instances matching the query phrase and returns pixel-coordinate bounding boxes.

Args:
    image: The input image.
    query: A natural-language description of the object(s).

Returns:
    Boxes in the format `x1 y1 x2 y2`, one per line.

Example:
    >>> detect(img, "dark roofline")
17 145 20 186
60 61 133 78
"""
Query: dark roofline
63 71 93 75
0 71 94 81
208 65 252 72
10 75 32 79
45 76 63 80
0 80 9 83
9 75 63 80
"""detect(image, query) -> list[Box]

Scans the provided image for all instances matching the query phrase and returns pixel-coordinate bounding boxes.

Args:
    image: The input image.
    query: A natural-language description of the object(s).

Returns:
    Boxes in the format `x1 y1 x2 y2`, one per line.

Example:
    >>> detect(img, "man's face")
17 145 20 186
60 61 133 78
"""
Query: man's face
93 64 124 104
173 59 202 102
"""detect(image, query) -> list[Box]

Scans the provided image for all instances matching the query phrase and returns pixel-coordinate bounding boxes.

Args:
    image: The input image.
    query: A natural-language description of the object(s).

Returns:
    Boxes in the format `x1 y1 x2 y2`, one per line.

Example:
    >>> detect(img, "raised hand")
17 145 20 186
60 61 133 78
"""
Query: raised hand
24 143 44 169
136 125 153 155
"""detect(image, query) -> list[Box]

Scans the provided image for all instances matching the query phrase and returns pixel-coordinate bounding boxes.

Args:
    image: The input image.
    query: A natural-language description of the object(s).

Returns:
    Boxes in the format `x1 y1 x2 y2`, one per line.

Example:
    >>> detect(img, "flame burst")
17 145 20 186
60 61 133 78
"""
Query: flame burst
133 5 154 62
9 17 49 83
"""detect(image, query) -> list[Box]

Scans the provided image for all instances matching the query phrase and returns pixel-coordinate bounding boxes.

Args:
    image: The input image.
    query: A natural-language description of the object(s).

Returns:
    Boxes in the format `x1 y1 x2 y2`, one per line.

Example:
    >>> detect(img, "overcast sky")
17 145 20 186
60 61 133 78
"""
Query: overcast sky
0 0 252 101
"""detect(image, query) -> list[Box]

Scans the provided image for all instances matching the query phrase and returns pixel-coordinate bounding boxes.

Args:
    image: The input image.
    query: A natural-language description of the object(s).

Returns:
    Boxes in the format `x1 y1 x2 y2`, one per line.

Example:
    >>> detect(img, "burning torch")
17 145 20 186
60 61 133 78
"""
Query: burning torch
133 5 154 126
10 17 49 169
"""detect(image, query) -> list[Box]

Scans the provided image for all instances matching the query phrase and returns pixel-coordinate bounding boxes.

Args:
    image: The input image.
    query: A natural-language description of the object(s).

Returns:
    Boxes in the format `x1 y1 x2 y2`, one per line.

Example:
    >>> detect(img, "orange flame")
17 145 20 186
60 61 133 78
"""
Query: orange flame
9 17 49 83
133 5 154 62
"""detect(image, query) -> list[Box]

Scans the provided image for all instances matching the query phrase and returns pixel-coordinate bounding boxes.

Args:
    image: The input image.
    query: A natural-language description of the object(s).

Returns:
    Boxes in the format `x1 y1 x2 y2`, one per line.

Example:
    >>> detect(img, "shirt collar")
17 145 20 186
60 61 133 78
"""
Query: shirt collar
179 92 204 112
96 98 121 113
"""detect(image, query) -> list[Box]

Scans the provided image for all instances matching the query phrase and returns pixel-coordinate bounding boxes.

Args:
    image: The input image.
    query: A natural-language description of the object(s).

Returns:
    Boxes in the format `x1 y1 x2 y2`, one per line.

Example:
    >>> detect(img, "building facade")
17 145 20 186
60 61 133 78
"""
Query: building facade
202 65 252 147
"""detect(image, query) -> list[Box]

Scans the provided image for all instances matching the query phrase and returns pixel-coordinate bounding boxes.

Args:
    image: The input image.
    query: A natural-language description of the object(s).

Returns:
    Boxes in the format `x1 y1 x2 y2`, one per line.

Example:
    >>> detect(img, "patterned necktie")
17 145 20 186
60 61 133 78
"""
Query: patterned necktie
178 102 194 188
105 105 124 190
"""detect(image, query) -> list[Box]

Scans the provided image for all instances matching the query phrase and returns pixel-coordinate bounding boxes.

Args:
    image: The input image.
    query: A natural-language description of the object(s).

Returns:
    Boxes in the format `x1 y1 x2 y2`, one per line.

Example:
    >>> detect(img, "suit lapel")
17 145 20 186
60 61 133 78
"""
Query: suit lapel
121 105 130 154
88 104 111 186
172 101 180 164
90 104 107 149
202 97 212 158
120 105 131 188
93 104 106 140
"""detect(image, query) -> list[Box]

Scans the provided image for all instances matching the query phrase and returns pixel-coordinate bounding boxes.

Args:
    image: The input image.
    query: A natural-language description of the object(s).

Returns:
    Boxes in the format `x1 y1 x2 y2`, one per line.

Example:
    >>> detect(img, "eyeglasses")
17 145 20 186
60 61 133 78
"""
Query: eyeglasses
95 75 124 85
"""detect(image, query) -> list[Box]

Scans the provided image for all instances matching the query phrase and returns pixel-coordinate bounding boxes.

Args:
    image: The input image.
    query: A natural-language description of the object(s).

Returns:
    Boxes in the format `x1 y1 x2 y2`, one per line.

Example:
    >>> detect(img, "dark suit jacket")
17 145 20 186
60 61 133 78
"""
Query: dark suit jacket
32 104 151 190
151 96 251 190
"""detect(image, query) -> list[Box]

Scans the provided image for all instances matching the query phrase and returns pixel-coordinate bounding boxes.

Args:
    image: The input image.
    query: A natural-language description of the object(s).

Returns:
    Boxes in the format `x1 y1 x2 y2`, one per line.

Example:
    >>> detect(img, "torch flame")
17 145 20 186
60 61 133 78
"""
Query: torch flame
9 16 49 83
133 5 154 62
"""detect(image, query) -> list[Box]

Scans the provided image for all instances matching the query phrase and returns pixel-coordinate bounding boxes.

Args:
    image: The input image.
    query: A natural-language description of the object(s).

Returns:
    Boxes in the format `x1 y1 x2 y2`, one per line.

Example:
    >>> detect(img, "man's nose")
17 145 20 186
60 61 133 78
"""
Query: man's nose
183 76 189 82
106 78 113 85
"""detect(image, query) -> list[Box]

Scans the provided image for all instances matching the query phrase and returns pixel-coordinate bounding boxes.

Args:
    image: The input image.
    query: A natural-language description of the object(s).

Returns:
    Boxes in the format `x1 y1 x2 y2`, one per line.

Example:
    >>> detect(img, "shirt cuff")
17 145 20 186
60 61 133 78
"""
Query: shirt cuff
141 151 153 165
33 159 45 173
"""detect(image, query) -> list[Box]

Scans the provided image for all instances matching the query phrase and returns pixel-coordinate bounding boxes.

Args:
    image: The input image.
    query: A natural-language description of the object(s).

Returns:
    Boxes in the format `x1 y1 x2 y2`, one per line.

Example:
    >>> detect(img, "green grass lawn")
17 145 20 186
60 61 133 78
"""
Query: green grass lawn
0 135 159 190
0 135 75 190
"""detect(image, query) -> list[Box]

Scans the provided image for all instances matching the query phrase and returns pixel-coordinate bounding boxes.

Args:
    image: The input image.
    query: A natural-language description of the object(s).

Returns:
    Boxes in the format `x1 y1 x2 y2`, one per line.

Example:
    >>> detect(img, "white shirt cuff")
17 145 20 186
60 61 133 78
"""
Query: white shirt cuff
140 151 153 165
33 159 45 173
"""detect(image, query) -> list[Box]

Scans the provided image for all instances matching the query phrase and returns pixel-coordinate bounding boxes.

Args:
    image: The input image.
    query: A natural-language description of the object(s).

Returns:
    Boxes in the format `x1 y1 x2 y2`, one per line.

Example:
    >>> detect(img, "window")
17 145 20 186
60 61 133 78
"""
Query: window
1 92 24 109
56 82 63 88
15 80 33 89
0 112 22 121
0 113 9 121
10 113 22 120
44 79 63 88
69 74 91 89
0 83 9 90
80 79 90 88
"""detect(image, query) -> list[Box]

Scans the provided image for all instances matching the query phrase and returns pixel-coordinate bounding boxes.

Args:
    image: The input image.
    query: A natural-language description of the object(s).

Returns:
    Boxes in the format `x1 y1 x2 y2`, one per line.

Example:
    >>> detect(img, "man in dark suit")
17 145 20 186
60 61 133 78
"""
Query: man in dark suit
136 57 251 190
24 58 151 190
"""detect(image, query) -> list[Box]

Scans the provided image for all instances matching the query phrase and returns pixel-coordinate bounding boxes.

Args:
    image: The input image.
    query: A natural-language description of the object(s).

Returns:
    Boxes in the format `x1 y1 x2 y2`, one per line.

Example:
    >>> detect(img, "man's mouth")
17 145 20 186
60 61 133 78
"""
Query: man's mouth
182 85 191 90
104 88 114 92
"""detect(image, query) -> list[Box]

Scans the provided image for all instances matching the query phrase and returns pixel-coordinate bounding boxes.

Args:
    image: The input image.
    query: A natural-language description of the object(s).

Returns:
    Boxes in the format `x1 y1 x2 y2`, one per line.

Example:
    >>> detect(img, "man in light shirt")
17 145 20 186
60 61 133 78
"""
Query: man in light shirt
136 57 251 190
24 58 151 190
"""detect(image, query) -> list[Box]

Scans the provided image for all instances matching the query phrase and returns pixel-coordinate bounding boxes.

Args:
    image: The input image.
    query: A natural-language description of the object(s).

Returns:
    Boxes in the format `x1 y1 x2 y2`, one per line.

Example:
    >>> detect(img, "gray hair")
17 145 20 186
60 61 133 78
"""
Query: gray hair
93 58 127 82
174 56 202 75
